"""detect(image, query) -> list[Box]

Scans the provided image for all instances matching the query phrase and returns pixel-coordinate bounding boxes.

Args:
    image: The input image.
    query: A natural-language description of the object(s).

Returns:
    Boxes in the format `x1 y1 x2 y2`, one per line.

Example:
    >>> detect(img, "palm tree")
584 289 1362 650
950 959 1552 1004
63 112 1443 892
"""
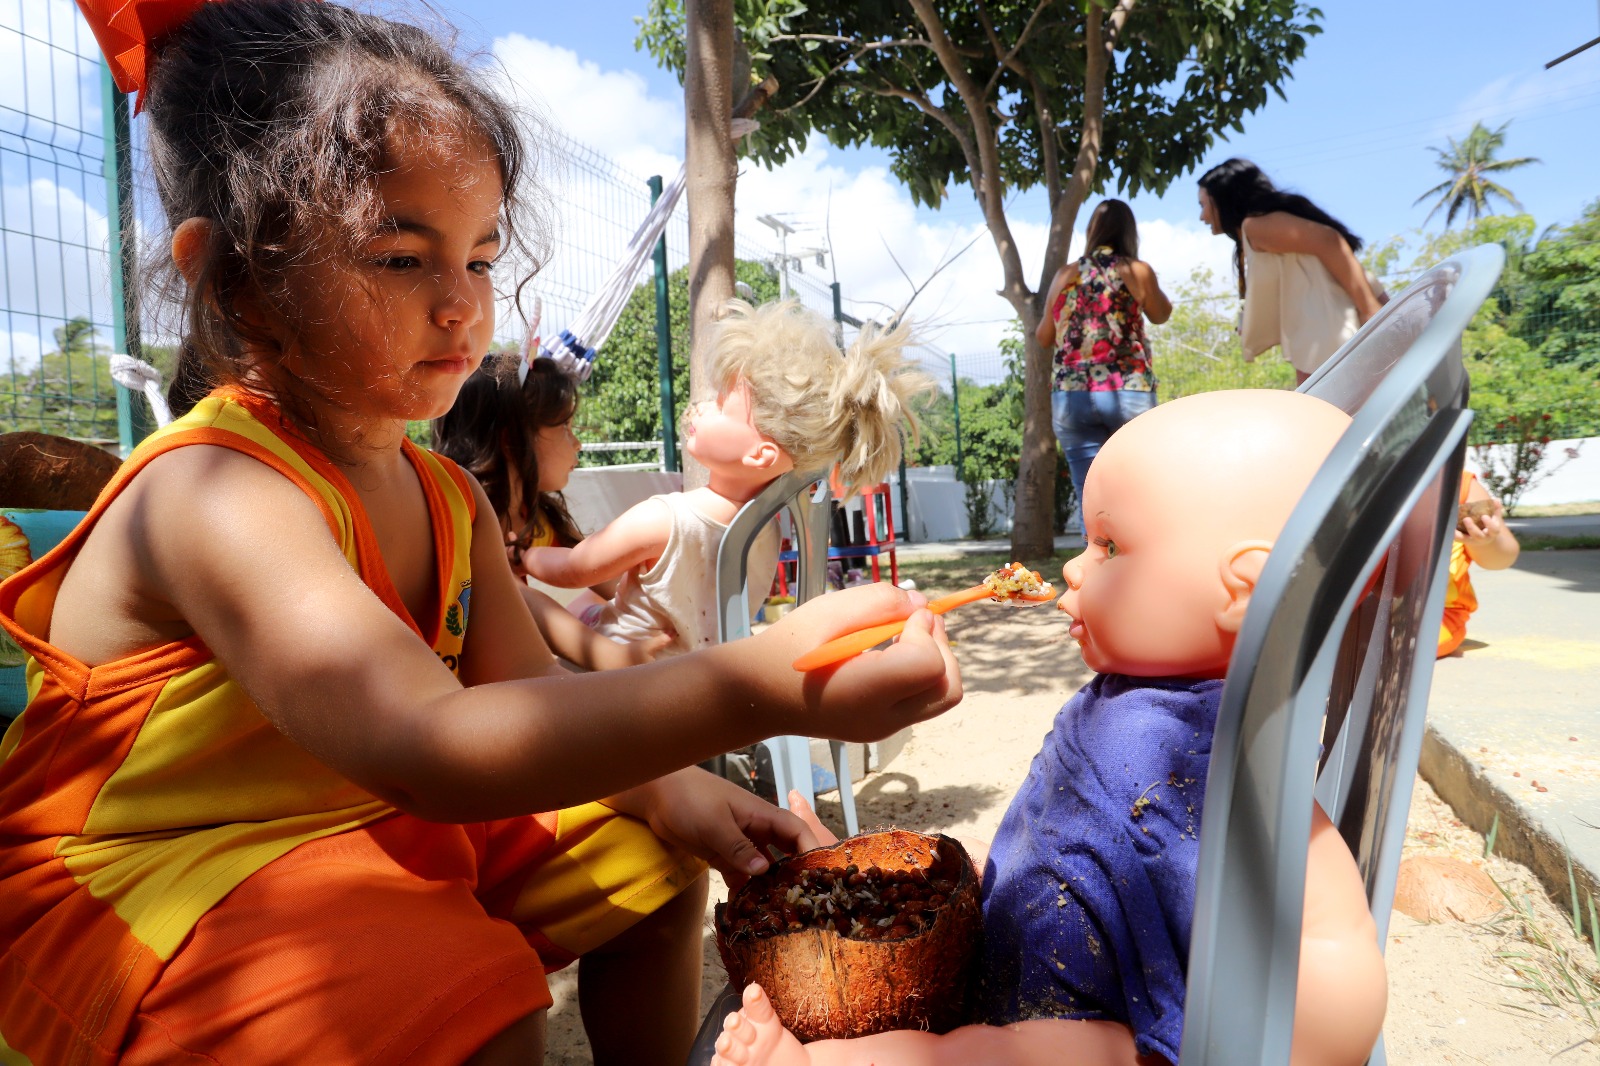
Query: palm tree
1415 121 1541 228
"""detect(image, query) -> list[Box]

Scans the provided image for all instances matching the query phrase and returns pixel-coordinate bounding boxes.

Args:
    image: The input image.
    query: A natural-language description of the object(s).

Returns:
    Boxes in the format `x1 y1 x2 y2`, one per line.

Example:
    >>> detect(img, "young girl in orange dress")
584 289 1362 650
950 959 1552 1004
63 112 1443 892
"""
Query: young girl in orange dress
0 3 960 1064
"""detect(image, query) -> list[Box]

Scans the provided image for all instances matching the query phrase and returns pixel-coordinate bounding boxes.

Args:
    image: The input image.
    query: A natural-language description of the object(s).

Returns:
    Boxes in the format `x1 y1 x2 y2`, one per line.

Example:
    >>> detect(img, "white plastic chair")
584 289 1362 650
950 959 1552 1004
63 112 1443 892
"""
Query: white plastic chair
714 468 859 836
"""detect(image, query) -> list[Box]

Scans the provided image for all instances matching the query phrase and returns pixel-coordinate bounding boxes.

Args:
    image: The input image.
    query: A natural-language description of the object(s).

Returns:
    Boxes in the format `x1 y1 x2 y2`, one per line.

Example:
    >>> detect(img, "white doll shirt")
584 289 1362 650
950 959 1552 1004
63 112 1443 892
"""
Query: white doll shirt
588 493 780 658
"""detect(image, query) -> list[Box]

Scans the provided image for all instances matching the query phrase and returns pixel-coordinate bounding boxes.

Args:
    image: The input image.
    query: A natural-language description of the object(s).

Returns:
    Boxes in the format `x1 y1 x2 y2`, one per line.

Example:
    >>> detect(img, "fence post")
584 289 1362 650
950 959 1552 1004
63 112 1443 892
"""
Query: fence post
103 66 151 454
950 352 964 481
648 175 679 472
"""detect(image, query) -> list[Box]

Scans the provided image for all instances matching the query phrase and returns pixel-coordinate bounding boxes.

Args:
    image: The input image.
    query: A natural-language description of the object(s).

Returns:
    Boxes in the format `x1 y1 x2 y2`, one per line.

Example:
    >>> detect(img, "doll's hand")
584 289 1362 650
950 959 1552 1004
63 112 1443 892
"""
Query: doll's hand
640 768 824 885
759 584 963 744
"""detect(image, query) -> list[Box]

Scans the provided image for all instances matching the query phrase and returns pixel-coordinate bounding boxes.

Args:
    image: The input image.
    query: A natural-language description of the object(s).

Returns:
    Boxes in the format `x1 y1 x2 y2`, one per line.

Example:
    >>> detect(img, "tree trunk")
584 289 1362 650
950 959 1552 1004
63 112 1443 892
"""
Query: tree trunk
1009 307 1058 561
683 0 737 490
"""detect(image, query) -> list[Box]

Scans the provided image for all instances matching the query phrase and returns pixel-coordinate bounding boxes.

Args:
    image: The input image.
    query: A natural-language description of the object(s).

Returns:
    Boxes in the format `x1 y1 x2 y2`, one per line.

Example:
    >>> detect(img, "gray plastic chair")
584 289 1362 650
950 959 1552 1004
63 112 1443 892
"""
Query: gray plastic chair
714 468 860 836
1182 244 1504 1066
689 245 1504 1066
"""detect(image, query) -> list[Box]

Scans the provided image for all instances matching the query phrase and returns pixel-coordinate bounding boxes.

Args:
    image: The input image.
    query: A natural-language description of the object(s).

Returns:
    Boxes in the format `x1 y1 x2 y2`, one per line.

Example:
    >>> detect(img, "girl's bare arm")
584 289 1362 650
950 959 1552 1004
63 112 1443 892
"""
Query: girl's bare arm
133 447 960 823
1121 260 1173 325
1242 213 1383 323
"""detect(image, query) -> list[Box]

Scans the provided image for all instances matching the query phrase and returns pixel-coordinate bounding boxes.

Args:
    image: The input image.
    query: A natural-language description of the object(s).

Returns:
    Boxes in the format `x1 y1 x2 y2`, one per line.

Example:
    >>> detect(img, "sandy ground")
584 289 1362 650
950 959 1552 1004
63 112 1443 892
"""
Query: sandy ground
544 595 1600 1063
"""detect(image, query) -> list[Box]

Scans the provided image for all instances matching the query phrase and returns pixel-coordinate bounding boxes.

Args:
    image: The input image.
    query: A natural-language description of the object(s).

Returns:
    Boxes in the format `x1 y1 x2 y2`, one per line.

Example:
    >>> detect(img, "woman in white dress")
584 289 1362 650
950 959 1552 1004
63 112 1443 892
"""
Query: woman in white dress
1197 159 1386 386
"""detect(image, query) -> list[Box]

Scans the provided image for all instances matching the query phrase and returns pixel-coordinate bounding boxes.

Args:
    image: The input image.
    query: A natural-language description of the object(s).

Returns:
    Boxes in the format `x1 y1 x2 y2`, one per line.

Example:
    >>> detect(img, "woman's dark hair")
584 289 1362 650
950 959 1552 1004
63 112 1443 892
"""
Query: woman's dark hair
1082 199 1139 260
1197 158 1362 296
144 0 541 428
432 354 583 550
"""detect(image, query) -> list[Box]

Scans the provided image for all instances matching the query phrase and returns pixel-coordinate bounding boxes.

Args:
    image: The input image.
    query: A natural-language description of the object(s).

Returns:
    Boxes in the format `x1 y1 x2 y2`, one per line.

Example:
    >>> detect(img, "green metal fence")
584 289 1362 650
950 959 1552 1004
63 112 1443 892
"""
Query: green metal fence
1 1 125 446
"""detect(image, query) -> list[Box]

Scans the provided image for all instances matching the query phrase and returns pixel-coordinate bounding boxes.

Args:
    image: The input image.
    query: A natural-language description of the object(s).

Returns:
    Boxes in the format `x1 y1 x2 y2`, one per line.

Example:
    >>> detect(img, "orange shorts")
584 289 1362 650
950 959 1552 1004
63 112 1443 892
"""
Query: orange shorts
118 803 705 1065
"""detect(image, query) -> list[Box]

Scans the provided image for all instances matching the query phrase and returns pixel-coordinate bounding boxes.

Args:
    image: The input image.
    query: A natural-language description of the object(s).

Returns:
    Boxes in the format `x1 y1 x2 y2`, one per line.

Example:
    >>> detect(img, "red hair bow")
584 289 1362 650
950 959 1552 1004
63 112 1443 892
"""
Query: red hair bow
75 0 211 105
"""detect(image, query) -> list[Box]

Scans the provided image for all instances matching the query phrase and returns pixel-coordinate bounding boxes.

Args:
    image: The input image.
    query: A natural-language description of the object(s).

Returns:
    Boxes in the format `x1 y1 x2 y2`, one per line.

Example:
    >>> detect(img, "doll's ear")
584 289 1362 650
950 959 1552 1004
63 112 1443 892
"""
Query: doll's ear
1216 539 1274 634
742 440 790 472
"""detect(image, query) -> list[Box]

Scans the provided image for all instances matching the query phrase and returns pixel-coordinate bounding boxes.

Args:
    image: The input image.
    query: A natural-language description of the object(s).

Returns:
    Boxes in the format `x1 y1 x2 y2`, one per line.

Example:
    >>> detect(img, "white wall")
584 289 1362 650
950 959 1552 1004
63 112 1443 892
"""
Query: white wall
1468 436 1599 508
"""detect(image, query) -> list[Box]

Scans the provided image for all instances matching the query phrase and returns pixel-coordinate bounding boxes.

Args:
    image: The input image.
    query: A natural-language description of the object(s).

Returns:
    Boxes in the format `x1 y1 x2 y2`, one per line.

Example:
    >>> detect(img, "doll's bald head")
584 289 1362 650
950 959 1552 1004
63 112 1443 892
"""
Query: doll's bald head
1058 390 1350 678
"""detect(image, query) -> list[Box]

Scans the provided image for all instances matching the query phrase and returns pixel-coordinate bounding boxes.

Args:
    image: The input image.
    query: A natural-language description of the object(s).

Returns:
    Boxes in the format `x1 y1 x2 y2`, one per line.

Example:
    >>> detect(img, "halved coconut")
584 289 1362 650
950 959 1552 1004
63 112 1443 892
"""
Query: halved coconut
714 829 981 1041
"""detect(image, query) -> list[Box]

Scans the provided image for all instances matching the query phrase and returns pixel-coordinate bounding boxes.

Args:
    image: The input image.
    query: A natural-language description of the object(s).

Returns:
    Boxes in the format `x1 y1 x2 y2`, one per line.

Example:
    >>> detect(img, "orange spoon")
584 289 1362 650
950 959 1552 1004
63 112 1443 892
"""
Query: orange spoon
792 567 1055 671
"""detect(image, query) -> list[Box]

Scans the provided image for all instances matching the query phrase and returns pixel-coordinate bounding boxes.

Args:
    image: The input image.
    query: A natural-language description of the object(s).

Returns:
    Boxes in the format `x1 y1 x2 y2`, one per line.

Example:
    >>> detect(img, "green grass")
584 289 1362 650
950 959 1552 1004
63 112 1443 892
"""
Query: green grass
1519 534 1600 552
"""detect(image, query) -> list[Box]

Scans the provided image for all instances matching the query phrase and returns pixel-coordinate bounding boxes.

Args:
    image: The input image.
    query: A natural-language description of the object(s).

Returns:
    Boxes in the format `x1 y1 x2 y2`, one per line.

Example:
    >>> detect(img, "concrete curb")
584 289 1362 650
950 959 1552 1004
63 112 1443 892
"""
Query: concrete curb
1419 723 1599 921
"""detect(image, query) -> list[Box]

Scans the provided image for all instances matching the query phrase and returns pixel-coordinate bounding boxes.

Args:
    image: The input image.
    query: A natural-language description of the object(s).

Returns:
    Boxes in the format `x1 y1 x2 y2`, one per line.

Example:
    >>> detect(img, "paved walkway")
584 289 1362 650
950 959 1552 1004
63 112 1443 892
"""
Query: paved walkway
893 517 1600 917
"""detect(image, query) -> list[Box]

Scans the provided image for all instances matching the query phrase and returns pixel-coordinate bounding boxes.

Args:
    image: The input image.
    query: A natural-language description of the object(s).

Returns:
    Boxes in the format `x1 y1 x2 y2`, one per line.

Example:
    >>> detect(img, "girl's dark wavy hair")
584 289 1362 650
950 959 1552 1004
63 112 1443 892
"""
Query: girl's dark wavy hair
144 0 543 430
432 354 584 550
1197 158 1363 296
1082 199 1139 261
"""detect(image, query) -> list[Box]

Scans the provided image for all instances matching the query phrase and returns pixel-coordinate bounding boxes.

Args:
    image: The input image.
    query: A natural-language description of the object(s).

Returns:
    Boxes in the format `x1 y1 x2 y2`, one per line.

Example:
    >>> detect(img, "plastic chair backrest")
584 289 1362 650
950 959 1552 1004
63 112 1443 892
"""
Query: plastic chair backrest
1180 245 1504 1066
714 470 858 833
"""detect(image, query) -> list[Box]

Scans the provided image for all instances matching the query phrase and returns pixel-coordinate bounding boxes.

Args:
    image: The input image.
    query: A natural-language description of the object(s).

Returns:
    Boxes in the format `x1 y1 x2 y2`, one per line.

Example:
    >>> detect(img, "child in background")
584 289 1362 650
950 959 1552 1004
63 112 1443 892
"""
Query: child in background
528 299 932 659
0 3 961 1065
433 352 670 669
711 391 1387 1066
1437 470 1520 657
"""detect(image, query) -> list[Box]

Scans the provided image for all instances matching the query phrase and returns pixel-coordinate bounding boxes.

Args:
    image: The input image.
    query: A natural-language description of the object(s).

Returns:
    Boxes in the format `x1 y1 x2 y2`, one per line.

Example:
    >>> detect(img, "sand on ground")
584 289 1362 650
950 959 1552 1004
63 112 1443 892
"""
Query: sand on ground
544 593 1600 1063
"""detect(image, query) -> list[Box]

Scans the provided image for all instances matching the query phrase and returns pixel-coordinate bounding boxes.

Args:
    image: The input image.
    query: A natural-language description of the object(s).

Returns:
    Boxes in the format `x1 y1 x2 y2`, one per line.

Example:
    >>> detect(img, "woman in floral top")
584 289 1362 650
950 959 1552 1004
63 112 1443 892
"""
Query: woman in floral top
1037 199 1173 509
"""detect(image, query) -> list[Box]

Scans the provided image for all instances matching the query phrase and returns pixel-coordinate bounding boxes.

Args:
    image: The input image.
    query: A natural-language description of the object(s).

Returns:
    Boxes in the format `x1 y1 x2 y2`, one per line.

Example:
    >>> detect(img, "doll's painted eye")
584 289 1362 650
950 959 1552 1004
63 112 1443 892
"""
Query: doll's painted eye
1093 536 1118 559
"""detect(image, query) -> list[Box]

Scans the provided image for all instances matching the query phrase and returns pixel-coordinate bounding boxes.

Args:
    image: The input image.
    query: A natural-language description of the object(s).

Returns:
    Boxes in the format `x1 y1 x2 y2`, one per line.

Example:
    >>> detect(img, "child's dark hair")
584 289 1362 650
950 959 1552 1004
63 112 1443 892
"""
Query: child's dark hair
1082 199 1139 261
433 354 584 551
144 0 539 426
1197 158 1362 297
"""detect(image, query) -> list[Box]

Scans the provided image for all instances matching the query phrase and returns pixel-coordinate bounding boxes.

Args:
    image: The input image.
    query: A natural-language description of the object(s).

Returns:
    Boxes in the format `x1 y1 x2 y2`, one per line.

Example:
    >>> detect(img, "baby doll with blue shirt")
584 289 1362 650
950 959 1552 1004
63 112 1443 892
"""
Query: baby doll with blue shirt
710 388 1388 1066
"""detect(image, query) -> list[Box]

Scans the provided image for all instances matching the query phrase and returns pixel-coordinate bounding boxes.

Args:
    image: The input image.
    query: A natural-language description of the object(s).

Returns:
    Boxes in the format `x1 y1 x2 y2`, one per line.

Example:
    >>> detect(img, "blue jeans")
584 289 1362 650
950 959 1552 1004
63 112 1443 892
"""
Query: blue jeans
1051 388 1158 506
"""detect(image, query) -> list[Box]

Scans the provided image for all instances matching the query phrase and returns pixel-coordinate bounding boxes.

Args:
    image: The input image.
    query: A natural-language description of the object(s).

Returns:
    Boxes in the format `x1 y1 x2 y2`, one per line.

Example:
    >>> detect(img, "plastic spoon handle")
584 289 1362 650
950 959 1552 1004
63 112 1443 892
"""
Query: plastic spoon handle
791 584 993 671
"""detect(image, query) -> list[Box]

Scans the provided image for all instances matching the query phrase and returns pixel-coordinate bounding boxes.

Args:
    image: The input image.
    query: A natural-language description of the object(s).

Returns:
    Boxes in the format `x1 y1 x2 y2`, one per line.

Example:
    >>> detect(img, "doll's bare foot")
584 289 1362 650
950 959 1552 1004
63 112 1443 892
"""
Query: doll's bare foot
711 984 810 1066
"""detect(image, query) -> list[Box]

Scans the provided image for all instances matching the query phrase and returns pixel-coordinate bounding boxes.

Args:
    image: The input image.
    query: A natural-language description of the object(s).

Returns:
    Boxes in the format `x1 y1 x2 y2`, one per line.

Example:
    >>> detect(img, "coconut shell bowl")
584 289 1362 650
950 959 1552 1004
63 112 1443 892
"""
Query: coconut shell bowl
714 829 982 1042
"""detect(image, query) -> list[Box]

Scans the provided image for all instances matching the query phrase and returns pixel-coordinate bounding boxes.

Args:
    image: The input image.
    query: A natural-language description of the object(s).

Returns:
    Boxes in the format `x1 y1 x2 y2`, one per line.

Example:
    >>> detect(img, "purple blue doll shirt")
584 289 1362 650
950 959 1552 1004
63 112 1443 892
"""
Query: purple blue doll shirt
978 673 1225 1064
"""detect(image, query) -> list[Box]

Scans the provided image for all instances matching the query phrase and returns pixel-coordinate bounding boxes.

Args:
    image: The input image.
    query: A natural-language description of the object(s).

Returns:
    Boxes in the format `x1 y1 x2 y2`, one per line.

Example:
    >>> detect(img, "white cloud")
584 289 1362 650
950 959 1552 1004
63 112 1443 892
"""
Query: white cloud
483 32 1238 374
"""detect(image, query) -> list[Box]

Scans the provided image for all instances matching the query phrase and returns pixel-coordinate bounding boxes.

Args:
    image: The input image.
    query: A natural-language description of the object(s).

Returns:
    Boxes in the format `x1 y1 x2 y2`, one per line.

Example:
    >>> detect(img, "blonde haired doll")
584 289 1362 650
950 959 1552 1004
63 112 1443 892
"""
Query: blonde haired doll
526 299 932 657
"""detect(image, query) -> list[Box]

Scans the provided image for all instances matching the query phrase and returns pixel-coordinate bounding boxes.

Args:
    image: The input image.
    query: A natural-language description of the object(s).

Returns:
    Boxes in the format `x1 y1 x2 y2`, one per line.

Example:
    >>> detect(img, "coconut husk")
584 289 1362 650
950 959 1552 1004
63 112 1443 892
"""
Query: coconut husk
1393 855 1503 923
0 432 120 510
715 829 981 1042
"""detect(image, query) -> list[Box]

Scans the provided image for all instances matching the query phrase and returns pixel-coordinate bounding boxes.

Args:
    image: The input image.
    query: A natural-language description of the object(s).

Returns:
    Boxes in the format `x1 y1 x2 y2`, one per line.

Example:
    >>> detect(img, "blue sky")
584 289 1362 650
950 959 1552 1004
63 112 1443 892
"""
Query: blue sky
423 0 1600 355
447 0 1600 236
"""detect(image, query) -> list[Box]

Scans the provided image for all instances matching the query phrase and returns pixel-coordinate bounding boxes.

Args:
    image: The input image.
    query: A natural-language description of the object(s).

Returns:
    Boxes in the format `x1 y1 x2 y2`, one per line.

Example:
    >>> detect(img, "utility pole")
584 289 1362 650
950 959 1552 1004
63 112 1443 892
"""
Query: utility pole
756 213 796 299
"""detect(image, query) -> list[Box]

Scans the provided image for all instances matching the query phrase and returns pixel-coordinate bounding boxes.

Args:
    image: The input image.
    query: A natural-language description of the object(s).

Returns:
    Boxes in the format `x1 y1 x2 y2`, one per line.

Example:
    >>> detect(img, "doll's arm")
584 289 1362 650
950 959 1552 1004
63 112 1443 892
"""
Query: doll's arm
519 585 665 670
1242 214 1383 323
1290 803 1387 1066
1457 480 1519 571
523 497 671 588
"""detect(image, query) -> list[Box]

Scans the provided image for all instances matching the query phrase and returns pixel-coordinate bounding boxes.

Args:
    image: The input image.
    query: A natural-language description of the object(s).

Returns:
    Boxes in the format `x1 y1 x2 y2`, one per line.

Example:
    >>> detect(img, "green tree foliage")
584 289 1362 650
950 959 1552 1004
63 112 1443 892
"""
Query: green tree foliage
1415 121 1540 228
638 0 1324 556
1 317 119 440
580 259 780 464
1146 267 1296 398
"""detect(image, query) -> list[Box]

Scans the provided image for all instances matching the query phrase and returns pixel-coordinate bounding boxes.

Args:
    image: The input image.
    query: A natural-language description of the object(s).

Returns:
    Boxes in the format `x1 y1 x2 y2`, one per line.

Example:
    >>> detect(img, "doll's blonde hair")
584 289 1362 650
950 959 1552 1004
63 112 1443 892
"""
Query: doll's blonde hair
708 299 934 495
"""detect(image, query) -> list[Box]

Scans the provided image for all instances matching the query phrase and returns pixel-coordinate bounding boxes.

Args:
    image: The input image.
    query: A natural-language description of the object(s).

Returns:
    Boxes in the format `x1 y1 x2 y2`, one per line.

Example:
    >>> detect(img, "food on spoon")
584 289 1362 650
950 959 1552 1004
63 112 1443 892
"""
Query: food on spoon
983 561 1056 602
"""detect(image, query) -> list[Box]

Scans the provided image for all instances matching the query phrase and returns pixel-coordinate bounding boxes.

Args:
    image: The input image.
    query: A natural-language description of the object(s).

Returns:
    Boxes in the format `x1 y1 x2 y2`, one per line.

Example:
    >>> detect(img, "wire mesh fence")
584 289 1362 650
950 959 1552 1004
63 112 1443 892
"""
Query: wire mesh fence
1 0 119 444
